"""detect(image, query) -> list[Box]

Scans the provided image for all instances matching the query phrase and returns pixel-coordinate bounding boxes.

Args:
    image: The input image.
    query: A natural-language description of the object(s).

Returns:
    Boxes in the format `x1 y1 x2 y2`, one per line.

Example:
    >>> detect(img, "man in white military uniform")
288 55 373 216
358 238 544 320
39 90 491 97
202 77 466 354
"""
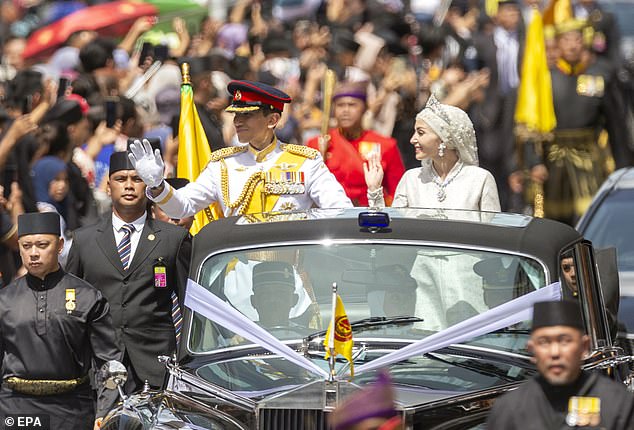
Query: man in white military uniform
129 80 352 218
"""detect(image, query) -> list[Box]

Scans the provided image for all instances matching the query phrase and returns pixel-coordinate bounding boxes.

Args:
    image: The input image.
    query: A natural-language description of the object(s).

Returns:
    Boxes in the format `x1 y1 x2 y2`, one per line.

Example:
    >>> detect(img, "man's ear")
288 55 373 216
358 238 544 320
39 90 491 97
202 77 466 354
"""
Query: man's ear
58 237 65 255
106 180 111 197
267 112 281 129
581 334 590 356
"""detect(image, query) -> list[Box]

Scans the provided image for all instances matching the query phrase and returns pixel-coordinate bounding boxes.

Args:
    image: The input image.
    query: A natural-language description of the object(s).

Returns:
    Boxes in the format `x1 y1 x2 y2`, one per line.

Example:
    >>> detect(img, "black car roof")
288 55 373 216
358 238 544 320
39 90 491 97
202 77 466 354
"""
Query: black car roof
191 208 582 277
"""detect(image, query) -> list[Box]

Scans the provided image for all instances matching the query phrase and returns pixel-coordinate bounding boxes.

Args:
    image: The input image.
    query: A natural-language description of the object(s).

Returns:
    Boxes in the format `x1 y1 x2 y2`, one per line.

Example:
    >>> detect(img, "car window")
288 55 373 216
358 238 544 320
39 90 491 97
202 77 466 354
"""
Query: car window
190 243 546 353
582 189 634 271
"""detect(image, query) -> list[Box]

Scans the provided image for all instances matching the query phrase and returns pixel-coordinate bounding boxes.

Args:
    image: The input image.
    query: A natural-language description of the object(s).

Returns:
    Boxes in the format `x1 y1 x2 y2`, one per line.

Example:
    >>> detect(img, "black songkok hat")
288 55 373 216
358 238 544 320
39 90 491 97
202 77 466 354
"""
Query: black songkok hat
165 177 189 190
18 212 61 237
109 151 135 175
532 300 585 331
252 261 295 291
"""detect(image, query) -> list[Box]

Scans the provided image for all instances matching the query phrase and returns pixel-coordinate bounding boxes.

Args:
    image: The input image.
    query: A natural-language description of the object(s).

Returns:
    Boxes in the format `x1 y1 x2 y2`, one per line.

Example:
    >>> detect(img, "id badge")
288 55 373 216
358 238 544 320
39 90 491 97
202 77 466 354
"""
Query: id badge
154 258 167 288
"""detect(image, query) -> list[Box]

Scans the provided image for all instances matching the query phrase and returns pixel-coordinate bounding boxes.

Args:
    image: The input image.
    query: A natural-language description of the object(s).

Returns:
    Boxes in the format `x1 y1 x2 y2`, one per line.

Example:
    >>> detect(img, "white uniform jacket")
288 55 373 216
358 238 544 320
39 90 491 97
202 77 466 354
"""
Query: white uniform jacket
149 140 353 219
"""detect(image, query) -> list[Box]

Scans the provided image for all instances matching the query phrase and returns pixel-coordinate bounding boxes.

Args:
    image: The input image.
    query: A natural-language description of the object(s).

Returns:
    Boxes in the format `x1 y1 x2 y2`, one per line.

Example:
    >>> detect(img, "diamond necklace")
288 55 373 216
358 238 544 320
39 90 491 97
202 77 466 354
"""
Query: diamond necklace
431 161 464 202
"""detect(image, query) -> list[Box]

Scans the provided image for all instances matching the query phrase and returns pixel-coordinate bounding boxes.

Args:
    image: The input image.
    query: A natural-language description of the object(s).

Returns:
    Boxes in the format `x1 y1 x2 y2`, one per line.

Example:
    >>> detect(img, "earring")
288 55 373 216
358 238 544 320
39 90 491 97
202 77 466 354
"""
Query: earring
438 142 446 157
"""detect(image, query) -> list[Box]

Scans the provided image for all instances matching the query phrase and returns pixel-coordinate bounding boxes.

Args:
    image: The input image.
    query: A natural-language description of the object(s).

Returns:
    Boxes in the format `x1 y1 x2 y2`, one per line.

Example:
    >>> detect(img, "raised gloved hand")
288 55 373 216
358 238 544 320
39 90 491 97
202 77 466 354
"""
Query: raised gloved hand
128 139 165 188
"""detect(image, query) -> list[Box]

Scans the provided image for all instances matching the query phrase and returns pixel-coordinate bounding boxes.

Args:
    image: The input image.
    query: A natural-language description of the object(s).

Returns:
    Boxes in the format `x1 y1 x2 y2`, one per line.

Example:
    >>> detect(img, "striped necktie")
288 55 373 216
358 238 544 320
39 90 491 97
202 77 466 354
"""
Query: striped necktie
171 291 183 346
117 224 134 270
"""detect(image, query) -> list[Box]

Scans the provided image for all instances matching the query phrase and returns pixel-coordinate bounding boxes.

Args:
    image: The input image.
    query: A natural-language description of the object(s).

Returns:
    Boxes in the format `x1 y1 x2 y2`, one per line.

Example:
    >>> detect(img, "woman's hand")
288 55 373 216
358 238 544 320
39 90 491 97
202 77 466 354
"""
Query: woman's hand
363 152 384 192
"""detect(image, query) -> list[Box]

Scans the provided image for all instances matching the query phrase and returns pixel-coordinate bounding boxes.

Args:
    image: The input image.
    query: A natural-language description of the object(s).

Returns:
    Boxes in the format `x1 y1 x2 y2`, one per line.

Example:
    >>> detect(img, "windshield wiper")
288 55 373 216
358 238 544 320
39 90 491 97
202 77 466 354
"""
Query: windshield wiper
349 316 424 329
487 328 531 335
303 316 424 344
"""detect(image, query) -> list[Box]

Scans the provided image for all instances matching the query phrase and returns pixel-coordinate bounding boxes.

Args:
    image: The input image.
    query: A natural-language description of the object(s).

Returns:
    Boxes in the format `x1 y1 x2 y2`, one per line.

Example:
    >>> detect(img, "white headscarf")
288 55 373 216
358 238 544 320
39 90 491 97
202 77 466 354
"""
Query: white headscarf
416 94 479 166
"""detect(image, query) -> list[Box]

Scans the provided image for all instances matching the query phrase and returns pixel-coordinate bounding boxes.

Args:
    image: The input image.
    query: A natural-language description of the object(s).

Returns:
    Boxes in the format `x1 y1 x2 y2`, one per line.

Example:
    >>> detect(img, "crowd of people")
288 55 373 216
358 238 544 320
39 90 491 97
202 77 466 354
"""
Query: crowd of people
0 0 633 428
0 0 632 281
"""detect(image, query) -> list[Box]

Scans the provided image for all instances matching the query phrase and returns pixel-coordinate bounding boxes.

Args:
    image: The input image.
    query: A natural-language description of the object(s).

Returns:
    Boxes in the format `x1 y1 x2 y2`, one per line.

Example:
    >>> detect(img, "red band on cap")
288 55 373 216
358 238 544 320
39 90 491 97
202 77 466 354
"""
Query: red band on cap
233 89 284 111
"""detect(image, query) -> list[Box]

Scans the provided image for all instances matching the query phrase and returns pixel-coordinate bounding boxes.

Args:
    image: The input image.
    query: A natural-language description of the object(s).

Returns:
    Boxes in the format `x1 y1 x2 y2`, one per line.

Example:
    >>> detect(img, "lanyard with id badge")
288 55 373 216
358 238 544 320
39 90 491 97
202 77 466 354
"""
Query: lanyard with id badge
154 257 167 288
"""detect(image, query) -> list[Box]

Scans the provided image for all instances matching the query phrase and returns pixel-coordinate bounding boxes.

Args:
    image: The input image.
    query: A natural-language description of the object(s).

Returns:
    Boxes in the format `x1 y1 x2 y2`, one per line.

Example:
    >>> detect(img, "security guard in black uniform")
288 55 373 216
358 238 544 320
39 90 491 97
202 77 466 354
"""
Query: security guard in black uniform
537 19 633 225
0 212 122 429
487 300 634 429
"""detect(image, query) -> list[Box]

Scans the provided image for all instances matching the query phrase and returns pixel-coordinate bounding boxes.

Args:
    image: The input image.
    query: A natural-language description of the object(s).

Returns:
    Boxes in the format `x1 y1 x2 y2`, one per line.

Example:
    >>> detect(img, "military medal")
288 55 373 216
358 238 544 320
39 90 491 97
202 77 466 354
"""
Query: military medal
154 257 167 288
65 289 76 314
264 171 305 195
577 75 605 97
566 396 600 427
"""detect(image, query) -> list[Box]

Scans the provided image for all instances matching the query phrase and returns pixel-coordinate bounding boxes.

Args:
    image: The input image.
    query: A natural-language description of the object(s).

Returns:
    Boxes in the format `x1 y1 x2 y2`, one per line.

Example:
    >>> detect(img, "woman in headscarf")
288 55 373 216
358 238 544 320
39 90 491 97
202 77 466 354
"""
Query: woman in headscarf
32 156 69 219
31 155 72 265
364 94 501 211
364 95 501 332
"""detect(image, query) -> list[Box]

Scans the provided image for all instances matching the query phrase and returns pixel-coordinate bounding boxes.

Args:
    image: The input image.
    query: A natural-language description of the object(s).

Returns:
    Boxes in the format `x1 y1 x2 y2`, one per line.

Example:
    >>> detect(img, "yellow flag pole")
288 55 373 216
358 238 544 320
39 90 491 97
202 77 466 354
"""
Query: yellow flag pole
328 282 338 382
319 69 336 159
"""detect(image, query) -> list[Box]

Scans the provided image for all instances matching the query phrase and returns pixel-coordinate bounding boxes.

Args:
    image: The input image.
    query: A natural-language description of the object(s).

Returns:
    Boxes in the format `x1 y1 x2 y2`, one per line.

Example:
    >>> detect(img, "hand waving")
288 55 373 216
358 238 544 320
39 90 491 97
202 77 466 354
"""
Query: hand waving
128 139 165 188
363 152 384 192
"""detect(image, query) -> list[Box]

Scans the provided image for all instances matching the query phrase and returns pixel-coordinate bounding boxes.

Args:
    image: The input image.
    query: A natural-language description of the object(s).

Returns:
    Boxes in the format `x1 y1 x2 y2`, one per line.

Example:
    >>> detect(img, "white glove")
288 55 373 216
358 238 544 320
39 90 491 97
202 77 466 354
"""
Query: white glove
128 139 165 188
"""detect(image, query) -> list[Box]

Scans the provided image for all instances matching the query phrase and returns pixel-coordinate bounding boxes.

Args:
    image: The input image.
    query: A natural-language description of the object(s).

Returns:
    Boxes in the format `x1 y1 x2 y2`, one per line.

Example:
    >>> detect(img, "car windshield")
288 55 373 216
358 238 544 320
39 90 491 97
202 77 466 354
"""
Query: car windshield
582 189 634 271
186 242 548 395
189 243 546 352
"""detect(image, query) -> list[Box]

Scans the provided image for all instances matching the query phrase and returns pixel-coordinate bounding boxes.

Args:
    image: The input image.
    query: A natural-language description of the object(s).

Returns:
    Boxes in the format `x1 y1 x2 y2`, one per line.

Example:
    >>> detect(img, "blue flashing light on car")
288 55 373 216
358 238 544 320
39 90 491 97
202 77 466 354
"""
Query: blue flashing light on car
358 211 390 231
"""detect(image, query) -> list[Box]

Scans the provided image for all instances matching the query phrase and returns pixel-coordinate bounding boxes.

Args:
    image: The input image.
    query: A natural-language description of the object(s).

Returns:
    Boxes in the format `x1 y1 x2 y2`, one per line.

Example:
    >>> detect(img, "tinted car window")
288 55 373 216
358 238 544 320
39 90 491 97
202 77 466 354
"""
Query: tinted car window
582 189 634 271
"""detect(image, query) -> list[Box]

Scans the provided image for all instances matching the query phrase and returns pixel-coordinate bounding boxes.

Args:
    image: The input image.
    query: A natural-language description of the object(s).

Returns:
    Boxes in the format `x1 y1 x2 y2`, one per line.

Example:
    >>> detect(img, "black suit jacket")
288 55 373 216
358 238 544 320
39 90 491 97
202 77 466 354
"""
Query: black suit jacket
66 216 191 387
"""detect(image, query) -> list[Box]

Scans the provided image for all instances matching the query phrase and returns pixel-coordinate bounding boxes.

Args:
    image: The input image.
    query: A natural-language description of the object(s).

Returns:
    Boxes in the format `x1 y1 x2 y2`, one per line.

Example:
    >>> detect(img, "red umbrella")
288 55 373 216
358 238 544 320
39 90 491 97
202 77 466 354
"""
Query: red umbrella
24 1 158 60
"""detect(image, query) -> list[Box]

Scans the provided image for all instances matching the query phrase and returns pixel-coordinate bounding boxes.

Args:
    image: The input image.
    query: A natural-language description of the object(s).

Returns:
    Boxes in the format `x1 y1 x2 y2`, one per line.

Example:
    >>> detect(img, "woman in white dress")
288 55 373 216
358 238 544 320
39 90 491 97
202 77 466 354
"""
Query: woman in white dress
364 95 501 331
364 94 501 211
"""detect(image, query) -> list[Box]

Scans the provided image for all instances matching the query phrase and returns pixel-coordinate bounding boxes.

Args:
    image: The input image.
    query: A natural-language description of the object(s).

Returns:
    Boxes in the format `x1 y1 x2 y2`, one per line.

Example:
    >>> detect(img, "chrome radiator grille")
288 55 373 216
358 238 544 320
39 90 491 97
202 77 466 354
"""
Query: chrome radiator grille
258 409 329 430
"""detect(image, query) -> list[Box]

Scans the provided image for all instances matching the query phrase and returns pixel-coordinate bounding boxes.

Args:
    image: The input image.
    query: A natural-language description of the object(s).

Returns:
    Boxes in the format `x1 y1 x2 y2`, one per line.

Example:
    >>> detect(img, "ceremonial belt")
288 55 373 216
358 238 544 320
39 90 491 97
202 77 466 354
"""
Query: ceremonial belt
553 128 596 144
4 374 89 396
548 128 599 169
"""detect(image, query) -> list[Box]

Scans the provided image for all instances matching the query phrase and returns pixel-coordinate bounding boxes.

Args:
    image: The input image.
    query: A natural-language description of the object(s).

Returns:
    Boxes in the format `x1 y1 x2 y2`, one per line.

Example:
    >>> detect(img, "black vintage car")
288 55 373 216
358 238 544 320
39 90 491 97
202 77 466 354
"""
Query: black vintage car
101 208 632 430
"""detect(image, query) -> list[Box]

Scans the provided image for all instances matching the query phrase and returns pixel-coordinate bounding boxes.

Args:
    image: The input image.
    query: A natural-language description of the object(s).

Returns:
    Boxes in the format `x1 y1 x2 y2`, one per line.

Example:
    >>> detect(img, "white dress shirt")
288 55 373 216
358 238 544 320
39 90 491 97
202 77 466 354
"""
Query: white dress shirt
112 212 147 264
493 26 520 94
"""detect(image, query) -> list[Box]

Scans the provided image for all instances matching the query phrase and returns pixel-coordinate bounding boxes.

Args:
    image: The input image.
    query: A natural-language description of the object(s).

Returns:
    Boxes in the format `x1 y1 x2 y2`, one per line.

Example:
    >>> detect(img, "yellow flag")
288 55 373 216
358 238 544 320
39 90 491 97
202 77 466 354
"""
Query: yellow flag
324 294 354 375
543 0 573 28
485 0 498 17
514 8 557 135
177 78 222 235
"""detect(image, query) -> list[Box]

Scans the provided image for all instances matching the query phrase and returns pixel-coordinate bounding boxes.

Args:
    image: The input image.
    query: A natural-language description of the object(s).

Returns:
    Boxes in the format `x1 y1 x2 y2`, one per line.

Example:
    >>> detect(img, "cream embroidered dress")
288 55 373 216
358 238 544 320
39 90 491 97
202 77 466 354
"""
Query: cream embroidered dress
368 159 501 211
367 95 502 331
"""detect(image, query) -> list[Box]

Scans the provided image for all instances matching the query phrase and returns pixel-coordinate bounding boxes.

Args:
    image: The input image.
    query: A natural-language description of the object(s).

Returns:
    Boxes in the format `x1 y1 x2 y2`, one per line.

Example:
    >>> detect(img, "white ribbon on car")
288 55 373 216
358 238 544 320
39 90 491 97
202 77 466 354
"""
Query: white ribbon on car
185 278 329 379
353 282 562 375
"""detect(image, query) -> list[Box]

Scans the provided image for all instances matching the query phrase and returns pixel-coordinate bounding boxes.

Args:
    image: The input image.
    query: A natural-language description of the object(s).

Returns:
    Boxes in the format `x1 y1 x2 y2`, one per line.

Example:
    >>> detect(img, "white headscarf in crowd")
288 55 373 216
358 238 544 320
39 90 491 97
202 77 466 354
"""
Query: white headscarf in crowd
416 94 479 166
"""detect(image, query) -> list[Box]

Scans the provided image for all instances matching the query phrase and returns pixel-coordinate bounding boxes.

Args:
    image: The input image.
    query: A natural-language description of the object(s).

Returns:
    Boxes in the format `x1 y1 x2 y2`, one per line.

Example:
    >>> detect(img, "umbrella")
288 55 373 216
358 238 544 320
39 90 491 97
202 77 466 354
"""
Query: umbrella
141 0 207 32
23 1 158 60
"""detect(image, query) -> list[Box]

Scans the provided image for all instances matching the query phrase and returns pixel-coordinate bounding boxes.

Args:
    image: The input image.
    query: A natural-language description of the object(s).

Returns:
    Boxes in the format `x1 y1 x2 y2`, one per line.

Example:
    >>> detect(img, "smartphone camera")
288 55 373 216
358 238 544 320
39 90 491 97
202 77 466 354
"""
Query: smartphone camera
105 97 119 128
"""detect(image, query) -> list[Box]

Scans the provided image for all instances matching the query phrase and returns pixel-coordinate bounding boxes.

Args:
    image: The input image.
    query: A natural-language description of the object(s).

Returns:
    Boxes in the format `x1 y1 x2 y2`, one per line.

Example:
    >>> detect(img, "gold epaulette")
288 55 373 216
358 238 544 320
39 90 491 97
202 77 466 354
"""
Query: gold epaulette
210 146 248 162
280 143 319 160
